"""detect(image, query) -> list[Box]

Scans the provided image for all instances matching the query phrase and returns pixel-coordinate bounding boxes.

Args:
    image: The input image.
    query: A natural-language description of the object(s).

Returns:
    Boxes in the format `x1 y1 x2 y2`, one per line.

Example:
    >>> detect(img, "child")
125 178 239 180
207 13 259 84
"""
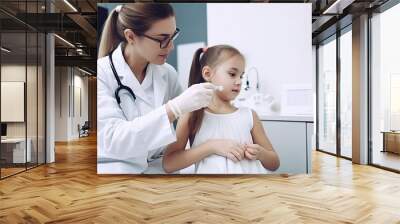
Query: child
163 45 280 174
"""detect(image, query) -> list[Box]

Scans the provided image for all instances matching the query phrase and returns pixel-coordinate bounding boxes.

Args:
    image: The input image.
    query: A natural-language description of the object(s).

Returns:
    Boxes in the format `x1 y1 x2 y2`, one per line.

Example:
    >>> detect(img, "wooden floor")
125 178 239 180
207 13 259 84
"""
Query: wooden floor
1 167 26 178
1 134 400 223
1 163 45 178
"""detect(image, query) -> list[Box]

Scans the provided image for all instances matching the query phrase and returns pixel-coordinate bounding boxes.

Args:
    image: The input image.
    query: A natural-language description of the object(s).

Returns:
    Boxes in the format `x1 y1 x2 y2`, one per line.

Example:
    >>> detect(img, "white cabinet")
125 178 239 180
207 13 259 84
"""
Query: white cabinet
1 138 32 163
262 120 313 174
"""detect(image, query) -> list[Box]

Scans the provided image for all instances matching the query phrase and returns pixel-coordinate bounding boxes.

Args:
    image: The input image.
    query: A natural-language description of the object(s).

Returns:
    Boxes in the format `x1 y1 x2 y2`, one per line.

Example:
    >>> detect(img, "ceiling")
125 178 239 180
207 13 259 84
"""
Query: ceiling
0 0 394 75
0 0 97 74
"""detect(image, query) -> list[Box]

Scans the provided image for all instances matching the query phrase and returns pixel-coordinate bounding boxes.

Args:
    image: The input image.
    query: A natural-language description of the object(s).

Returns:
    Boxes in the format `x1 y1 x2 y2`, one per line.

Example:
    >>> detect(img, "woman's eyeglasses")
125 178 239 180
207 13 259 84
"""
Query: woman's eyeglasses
141 28 180 49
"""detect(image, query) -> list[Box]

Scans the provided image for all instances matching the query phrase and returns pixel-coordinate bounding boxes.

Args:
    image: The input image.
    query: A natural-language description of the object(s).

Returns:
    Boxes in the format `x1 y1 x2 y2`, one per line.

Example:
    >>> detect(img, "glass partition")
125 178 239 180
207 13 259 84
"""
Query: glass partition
317 35 337 155
1 29 28 178
370 3 400 171
0 0 46 179
339 27 352 159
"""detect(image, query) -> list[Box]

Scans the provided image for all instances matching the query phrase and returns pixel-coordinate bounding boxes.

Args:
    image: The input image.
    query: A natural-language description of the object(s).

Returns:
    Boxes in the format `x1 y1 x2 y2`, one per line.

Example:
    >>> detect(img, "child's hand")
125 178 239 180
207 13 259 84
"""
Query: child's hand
244 143 263 160
208 139 245 162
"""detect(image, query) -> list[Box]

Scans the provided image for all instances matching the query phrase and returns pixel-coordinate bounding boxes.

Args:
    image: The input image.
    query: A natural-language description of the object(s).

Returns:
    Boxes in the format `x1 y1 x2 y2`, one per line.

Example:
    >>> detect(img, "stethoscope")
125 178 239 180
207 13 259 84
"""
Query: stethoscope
108 48 142 116
102 49 162 164
108 49 136 104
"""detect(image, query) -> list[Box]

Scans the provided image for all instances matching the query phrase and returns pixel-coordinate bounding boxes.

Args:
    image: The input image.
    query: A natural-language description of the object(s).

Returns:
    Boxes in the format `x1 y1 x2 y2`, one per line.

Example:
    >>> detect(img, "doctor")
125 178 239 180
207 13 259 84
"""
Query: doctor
97 3 217 174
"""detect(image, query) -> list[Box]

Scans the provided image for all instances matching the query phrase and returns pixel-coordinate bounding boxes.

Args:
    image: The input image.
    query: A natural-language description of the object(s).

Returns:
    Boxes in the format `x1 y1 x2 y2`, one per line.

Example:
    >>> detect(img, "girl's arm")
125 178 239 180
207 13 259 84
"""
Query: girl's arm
162 113 215 174
247 110 280 171
163 113 248 174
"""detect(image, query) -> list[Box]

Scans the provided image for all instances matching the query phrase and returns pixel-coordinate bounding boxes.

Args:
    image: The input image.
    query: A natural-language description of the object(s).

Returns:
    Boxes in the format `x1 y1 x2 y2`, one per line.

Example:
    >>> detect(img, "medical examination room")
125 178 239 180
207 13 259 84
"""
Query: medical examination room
96 3 313 175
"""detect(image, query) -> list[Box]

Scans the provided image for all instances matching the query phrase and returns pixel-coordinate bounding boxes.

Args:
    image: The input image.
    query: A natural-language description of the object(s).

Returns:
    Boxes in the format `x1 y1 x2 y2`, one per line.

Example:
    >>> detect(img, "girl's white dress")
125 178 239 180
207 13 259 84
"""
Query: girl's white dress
191 107 268 174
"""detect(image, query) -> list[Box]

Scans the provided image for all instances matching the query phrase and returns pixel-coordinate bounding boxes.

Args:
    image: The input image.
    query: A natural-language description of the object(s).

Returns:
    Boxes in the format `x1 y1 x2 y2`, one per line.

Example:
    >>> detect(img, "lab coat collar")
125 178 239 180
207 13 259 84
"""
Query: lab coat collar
112 43 166 106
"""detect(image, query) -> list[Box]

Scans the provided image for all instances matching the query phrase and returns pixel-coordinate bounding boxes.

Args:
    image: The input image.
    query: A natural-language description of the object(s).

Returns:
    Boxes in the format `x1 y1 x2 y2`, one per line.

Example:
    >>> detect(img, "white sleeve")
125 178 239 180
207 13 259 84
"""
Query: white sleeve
166 63 183 99
97 64 177 160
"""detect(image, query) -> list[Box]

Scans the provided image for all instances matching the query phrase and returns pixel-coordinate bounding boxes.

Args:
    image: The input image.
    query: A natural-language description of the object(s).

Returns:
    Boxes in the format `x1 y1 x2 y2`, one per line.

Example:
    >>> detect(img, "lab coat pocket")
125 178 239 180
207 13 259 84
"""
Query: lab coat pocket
119 92 139 120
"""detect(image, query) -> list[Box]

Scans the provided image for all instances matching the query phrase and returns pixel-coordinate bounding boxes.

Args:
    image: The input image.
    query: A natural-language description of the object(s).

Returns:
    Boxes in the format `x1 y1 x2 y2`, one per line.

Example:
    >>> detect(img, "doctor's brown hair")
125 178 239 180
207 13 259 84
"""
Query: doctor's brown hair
188 45 245 145
98 3 174 58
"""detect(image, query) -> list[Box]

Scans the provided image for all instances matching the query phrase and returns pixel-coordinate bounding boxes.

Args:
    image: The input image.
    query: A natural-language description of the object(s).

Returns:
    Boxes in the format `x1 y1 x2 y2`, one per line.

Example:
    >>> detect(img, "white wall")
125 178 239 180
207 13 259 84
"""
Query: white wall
312 45 317 149
1 66 26 128
207 3 312 115
1 82 25 122
72 72 89 138
55 67 89 141
55 66 68 141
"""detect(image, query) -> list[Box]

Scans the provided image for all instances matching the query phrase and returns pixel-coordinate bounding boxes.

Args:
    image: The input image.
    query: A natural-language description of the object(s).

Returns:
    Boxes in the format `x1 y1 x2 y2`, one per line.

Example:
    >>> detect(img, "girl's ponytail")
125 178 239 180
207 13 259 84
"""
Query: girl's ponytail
188 48 206 87
188 47 207 144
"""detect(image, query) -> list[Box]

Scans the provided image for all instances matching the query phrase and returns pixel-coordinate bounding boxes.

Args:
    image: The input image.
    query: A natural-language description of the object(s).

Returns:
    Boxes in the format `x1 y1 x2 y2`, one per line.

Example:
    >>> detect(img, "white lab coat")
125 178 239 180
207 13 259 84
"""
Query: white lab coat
97 43 182 174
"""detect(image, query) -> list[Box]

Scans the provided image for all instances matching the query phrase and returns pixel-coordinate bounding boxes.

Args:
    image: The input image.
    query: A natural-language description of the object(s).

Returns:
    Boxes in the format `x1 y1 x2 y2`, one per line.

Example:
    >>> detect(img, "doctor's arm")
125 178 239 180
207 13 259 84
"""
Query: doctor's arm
165 74 183 122
247 110 280 171
98 68 177 160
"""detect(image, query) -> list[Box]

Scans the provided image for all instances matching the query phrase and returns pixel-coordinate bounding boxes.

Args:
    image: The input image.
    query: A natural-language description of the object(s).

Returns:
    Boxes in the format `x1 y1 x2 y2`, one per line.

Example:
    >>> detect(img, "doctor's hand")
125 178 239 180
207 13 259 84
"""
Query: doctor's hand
207 139 245 163
167 83 218 118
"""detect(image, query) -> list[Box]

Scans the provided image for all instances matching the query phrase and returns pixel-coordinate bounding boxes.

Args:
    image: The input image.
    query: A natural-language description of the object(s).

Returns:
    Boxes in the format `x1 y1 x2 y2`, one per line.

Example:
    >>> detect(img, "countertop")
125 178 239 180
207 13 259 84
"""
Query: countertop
259 114 314 122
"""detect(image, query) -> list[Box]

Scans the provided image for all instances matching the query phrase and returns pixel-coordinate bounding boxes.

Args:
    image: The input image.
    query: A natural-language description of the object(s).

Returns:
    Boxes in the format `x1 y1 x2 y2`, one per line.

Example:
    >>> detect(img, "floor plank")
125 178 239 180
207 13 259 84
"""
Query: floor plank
0 134 399 223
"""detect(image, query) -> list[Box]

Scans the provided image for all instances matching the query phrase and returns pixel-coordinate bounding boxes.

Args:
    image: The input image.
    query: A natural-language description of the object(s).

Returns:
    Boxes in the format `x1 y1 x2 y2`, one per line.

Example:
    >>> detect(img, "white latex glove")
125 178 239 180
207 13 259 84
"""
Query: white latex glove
167 83 223 118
